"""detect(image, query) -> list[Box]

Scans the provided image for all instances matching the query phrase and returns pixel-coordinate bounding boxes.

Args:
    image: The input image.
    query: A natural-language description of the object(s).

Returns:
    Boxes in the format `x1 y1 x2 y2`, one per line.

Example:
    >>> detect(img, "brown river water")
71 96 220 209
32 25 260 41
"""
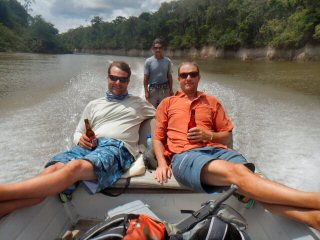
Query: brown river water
0 52 319 192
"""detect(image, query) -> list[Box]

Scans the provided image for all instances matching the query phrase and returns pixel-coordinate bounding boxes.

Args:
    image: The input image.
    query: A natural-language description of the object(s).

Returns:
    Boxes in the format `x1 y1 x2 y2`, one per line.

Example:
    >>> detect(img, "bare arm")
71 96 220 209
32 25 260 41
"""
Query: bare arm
167 73 173 95
153 139 172 184
188 128 232 147
144 74 150 102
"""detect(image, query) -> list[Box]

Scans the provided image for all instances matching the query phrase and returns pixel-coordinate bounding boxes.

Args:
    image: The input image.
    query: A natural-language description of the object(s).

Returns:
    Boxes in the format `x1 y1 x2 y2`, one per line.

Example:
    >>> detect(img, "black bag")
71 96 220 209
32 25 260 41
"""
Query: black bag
77 213 128 240
169 205 251 240
167 185 251 240
143 146 158 170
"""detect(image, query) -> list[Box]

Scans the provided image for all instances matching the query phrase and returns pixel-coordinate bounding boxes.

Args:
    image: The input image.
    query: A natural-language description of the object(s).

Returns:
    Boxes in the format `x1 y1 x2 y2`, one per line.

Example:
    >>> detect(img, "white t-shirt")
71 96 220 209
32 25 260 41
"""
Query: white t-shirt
73 95 155 158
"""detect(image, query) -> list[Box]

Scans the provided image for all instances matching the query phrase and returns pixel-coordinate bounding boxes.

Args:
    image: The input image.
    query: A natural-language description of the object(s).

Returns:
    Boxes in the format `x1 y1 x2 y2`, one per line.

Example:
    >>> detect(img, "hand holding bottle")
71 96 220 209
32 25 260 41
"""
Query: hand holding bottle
187 109 200 142
187 109 213 143
188 109 196 130
79 134 97 149
188 128 212 143
80 119 98 149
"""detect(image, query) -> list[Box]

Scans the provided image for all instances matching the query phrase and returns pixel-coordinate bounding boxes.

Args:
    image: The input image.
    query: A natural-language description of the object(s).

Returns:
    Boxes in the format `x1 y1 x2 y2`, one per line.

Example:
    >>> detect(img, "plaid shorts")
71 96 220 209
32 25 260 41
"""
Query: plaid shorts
172 146 248 194
46 138 134 193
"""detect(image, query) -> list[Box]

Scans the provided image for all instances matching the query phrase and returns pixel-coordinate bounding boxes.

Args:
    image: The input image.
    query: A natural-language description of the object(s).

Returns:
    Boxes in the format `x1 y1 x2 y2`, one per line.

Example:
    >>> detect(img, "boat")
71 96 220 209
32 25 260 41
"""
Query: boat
0 118 319 240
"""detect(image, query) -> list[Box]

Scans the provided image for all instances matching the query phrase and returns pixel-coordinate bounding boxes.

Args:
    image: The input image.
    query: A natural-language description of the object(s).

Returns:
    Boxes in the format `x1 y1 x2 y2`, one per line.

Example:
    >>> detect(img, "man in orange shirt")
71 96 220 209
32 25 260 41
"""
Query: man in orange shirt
153 61 320 230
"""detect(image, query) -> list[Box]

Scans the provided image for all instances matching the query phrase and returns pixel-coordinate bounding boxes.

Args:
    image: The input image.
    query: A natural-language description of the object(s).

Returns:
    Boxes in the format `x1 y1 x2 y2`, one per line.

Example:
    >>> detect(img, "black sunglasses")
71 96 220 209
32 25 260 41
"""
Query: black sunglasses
109 75 129 83
179 71 199 79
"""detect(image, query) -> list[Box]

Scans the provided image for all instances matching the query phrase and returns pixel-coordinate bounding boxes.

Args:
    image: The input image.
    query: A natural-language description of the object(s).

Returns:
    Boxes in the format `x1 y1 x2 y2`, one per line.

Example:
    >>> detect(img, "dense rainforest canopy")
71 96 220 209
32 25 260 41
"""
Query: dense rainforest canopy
0 0 69 52
1 0 320 53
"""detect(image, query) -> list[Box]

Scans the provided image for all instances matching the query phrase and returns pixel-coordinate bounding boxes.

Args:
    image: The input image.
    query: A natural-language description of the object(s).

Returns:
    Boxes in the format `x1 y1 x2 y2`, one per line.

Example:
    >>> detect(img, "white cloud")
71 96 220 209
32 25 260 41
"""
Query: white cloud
19 0 175 33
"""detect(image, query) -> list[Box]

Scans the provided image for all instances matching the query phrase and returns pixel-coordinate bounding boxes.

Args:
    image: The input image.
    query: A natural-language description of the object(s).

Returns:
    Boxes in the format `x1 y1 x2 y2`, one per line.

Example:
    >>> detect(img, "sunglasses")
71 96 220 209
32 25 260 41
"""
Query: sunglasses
179 71 199 79
153 46 163 50
109 75 129 83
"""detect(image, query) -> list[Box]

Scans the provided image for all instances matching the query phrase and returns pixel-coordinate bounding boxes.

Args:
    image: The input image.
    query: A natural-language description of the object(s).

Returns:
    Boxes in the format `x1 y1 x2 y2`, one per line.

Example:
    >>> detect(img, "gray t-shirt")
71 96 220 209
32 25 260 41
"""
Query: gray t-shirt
144 56 173 85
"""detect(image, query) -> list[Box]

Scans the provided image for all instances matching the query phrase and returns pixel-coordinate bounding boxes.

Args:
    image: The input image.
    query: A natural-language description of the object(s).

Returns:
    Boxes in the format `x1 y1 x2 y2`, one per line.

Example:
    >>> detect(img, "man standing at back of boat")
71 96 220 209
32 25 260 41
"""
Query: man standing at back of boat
153 61 320 230
144 38 174 108
0 61 156 216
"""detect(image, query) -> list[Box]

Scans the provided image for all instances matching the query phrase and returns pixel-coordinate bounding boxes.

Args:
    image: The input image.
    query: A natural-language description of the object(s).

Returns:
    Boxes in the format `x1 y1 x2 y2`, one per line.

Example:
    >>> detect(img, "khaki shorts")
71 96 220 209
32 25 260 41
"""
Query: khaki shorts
149 83 170 108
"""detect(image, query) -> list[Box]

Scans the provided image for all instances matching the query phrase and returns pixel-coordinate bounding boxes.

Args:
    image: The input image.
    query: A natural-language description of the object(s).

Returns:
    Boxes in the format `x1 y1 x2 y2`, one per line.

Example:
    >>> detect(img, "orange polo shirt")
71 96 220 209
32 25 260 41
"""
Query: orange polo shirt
154 91 234 158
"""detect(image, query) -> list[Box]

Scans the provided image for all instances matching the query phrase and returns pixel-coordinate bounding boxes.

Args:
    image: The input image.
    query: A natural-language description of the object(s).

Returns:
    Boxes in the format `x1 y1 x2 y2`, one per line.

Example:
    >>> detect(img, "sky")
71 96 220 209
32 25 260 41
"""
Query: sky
19 0 174 33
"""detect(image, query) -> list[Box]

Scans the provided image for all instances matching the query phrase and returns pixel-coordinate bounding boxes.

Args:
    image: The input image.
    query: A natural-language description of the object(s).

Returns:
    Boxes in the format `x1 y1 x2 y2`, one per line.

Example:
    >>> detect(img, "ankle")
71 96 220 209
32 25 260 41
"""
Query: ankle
308 210 320 231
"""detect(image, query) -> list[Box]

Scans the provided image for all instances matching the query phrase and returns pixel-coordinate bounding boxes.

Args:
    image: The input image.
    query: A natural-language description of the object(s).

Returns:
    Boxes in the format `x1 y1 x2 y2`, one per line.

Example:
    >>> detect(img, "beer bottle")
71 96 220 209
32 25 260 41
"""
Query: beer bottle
84 119 97 147
188 109 196 130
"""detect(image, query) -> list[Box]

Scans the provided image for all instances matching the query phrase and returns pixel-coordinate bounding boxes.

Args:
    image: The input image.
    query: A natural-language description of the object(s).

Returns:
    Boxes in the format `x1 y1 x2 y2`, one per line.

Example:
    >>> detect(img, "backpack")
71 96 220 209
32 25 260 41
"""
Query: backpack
166 184 251 240
170 216 251 240
168 204 251 240
79 185 251 240
78 213 167 240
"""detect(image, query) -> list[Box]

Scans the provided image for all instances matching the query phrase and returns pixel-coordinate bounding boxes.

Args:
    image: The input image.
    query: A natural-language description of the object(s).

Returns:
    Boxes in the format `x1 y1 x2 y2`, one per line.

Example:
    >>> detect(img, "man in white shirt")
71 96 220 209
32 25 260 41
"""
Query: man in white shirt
0 61 155 216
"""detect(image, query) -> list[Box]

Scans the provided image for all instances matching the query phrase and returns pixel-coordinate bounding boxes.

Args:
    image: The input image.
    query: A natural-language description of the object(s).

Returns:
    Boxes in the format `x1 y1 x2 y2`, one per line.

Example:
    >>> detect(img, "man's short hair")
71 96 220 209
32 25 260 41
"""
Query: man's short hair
178 61 200 75
152 38 164 47
108 61 131 78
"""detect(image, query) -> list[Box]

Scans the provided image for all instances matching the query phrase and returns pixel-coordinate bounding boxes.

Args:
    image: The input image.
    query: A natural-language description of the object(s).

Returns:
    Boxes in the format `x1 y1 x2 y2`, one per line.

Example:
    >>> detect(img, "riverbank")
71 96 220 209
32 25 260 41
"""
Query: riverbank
74 45 320 61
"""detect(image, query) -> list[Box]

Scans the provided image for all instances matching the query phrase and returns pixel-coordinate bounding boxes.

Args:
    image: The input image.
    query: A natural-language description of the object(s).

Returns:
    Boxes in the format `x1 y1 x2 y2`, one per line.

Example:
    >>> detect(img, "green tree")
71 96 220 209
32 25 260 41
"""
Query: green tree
314 24 320 40
3 0 320 54
0 23 23 51
28 15 59 52
54 0 320 51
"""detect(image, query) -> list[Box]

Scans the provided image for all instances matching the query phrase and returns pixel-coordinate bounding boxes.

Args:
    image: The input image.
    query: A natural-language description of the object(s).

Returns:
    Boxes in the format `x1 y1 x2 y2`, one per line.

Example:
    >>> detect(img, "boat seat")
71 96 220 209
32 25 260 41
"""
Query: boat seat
81 151 193 193
81 164 193 194
112 170 192 190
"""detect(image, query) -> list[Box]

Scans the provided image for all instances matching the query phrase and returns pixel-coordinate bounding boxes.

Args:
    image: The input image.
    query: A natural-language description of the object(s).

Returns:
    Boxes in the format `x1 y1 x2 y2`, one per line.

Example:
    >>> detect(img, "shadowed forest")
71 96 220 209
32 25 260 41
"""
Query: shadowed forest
1 0 320 55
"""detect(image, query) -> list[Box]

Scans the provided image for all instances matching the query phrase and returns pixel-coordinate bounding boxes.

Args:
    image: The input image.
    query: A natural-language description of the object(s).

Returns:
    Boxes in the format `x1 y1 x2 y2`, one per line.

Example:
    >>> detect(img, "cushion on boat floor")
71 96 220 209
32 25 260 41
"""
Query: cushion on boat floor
121 153 146 178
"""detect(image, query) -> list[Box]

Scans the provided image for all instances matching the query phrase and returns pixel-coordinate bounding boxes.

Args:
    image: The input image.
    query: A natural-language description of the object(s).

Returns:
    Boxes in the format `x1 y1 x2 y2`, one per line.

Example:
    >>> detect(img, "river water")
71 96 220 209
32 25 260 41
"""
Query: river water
0 52 319 192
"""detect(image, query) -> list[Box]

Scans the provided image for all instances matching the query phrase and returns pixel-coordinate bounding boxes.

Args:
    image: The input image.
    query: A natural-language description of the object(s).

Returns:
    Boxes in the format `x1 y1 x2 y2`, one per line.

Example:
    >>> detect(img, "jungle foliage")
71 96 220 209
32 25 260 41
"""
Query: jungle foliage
61 0 320 51
1 0 320 53
0 0 69 53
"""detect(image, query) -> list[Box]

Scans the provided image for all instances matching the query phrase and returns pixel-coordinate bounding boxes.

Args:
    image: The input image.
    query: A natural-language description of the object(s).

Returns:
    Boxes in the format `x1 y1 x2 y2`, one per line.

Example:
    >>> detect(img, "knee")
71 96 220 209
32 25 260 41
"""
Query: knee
64 160 84 175
50 162 65 171
230 164 253 186
43 162 65 174
64 160 91 178
201 161 251 186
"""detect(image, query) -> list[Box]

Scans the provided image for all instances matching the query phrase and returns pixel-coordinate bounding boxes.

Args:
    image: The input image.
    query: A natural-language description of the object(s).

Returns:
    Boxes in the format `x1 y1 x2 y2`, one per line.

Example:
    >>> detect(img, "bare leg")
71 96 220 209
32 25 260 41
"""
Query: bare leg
0 198 45 217
261 203 320 230
201 160 320 230
201 160 320 210
38 162 65 176
0 163 70 216
0 159 96 202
